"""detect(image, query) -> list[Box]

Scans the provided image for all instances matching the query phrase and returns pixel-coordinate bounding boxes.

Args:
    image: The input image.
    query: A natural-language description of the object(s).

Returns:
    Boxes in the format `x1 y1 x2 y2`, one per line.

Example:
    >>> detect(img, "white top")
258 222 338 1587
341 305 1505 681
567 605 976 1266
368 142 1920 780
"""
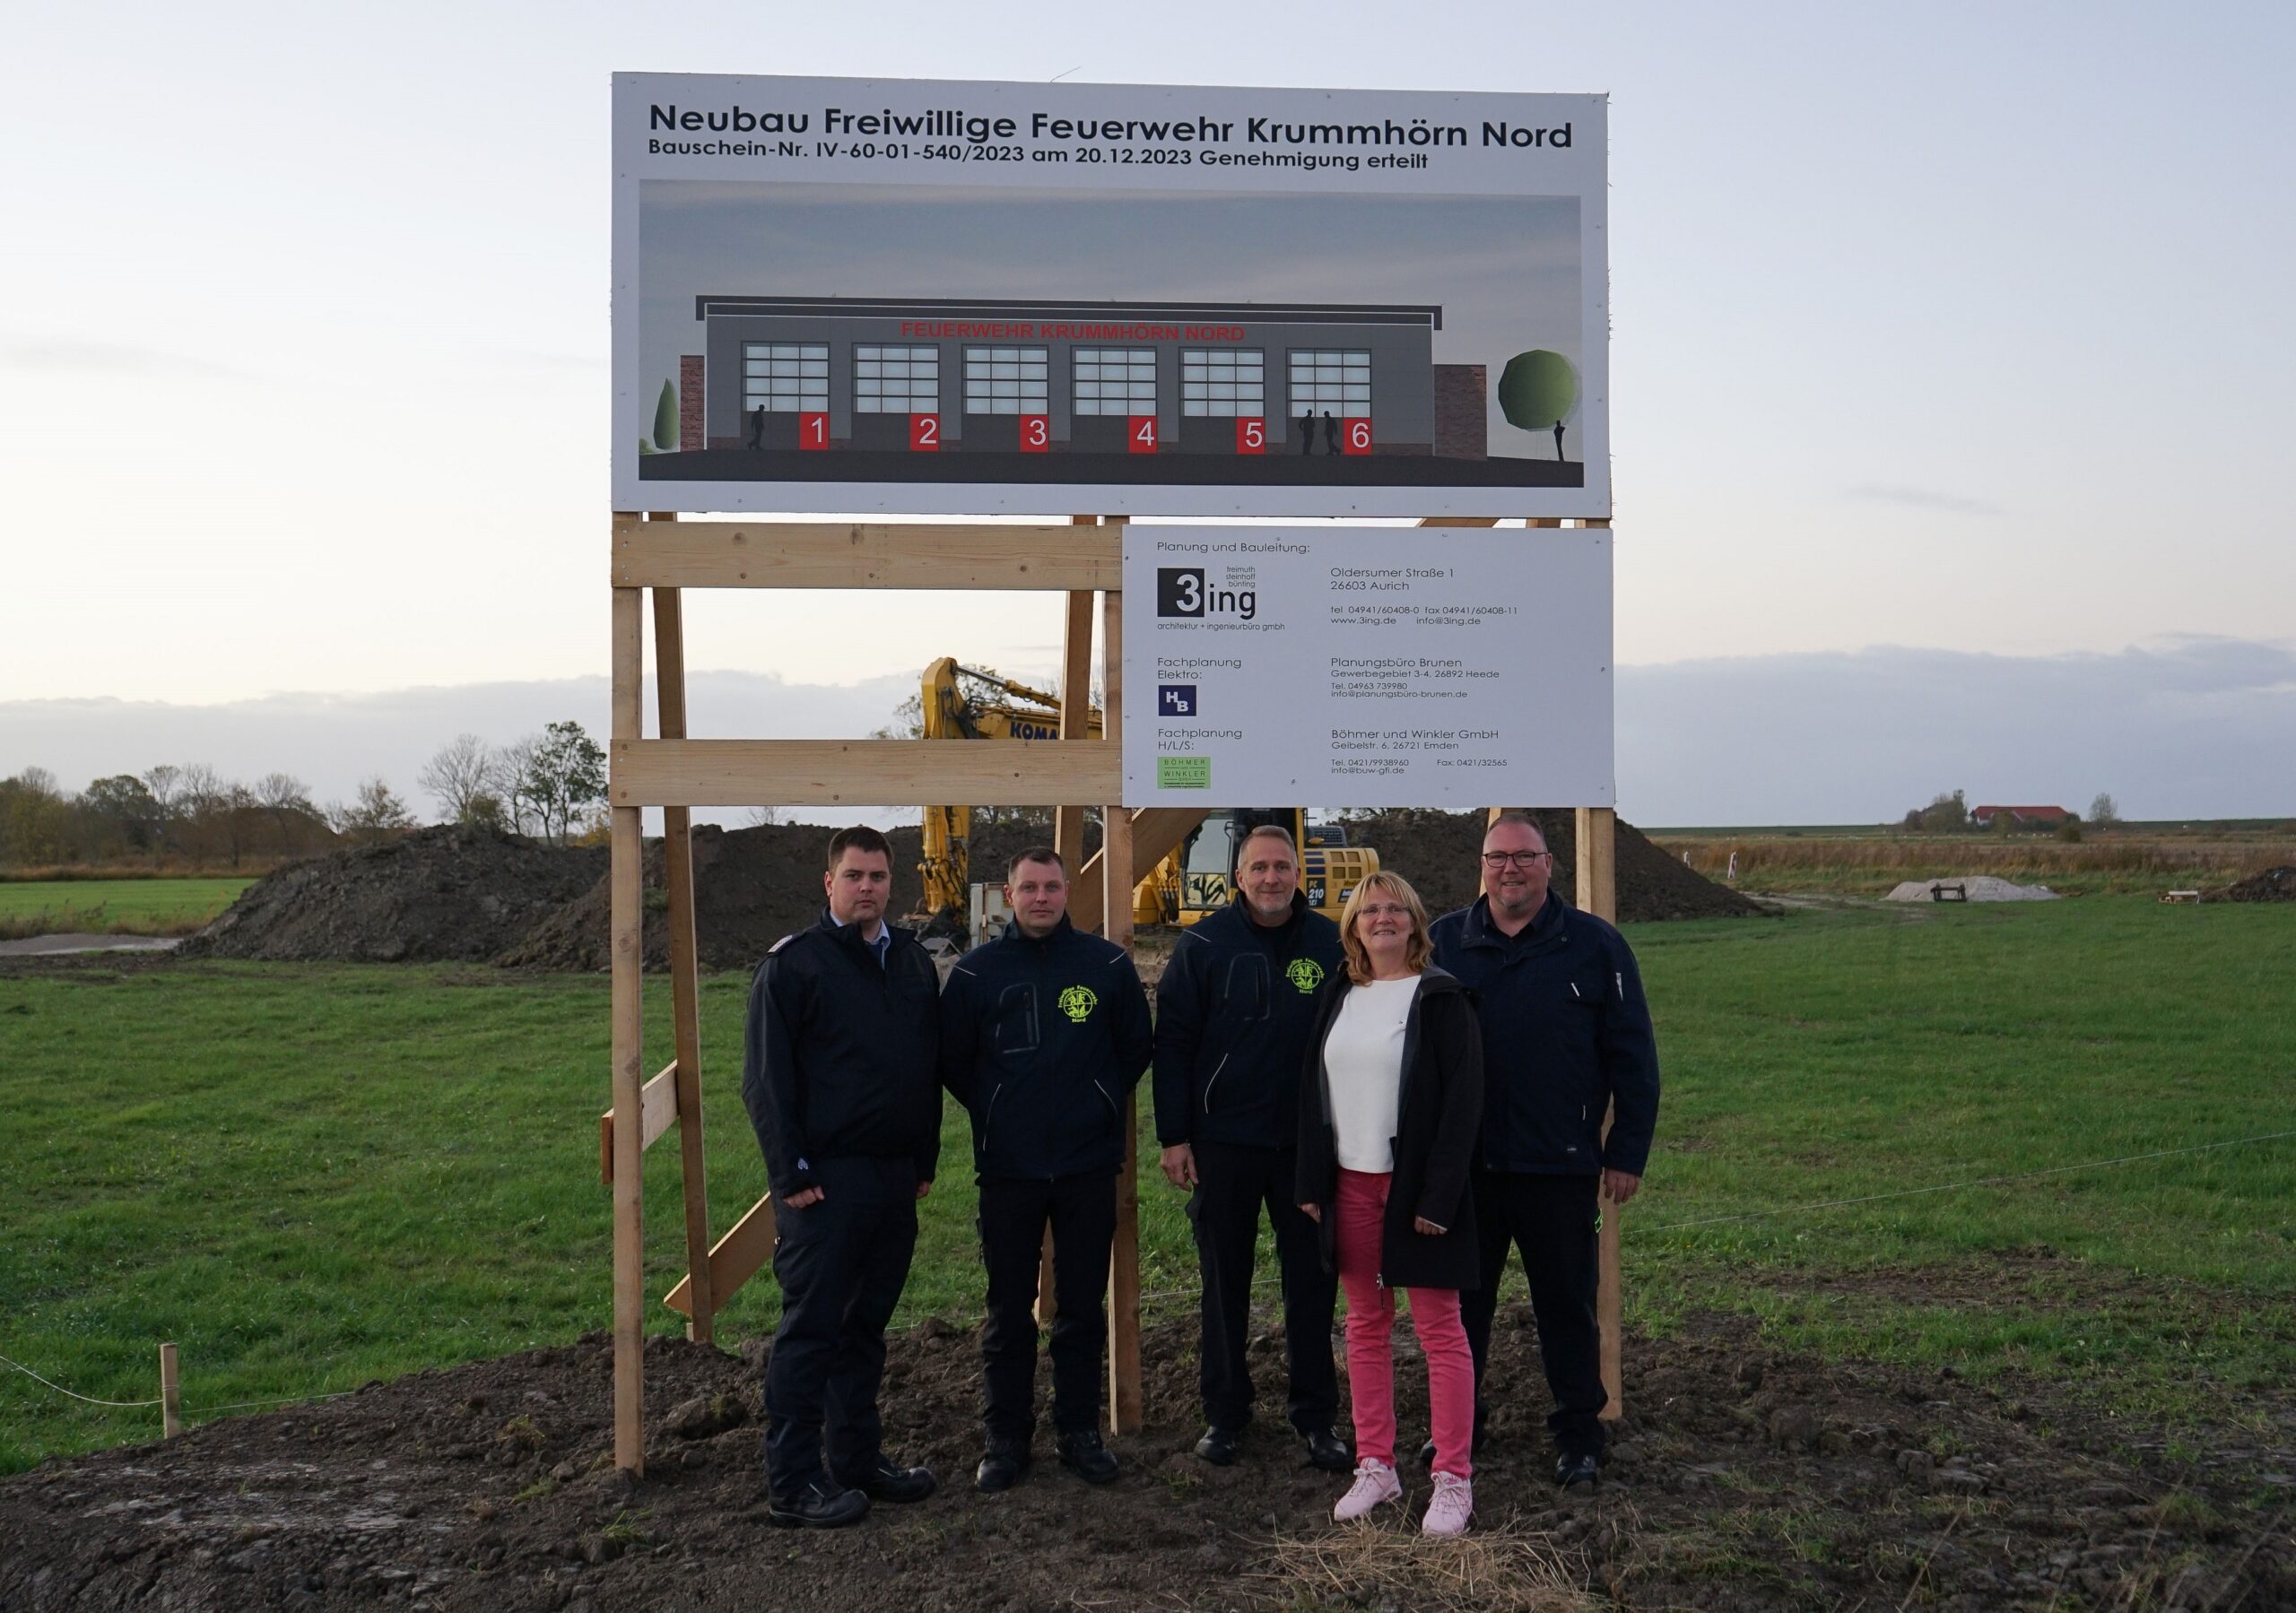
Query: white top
1325 976 1418 1173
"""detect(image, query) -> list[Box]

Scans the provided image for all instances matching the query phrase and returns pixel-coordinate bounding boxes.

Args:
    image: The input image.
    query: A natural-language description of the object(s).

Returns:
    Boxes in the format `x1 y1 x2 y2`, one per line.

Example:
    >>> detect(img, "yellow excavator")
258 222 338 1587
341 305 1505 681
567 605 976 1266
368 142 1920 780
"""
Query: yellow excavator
917 657 1378 938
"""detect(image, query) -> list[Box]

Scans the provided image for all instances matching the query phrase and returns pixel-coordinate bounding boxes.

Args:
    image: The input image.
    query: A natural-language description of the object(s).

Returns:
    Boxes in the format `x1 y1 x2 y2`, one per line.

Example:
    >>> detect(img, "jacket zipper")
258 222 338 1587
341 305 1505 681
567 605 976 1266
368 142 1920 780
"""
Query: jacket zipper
1202 1053 1231 1114
983 1083 1003 1154
1094 1080 1118 1123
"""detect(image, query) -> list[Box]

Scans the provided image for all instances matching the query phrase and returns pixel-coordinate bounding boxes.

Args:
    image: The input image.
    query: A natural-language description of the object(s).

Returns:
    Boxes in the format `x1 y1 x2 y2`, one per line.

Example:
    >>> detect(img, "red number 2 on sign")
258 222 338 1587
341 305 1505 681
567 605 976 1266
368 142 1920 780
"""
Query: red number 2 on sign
909 414 939 453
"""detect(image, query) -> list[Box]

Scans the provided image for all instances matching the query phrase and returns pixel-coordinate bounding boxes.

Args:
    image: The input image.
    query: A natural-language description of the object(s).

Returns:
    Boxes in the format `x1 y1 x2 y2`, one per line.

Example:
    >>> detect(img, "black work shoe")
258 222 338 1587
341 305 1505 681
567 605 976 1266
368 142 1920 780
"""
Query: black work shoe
1303 1426 1353 1473
1057 1427 1120 1484
832 1454 936 1504
1556 1452 1601 1490
1194 1425 1243 1466
768 1479 870 1529
975 1441 1031 1493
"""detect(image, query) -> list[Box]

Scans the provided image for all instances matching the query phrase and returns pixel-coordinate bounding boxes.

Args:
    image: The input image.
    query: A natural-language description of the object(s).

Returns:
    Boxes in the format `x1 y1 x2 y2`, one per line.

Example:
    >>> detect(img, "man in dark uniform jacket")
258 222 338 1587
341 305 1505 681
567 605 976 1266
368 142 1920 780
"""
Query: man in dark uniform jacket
1152 822 1352 1471
1428 811 1660 1489
742 825 943 1528
940 847 1152 1491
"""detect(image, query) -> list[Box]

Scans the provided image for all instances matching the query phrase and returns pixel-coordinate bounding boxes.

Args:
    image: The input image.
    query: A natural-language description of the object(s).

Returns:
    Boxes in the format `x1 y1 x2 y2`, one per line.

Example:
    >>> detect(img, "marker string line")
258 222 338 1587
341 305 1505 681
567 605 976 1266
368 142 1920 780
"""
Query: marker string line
0 1353 356 1418
1138 1126 2296 1296
12 1132 2292 1406
1637 1127 2296 1234
0 1354 161 1409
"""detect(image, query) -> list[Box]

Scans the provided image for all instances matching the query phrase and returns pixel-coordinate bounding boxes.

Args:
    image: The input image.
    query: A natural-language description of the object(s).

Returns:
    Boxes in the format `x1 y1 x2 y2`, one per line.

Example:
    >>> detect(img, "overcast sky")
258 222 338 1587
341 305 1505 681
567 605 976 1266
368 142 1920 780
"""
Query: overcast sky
4 2 2292 819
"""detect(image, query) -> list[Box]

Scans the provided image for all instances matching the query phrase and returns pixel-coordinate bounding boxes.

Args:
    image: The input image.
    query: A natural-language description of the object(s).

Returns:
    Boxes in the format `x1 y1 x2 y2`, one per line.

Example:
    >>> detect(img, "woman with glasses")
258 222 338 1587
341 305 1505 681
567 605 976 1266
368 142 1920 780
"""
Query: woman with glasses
1295 870 1484 1535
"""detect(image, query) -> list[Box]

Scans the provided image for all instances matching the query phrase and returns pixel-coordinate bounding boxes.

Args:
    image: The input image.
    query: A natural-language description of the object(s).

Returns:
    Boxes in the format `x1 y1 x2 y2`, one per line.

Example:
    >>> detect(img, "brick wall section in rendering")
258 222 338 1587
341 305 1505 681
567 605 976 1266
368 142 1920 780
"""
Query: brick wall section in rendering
1433 364 1488 459
680 356 705 453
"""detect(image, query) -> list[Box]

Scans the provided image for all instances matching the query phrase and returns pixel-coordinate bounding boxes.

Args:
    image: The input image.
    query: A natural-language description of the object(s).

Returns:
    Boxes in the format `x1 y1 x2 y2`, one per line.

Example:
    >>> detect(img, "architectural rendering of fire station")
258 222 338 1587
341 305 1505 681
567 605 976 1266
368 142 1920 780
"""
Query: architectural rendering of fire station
686 296 1492 459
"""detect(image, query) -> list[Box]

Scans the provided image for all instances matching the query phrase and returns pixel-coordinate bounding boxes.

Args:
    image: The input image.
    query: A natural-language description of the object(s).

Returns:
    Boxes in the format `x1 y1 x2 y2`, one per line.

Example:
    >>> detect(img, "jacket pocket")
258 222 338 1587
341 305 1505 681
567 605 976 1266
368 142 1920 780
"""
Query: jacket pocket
1219 952 1272 1023
993 983 1039 1056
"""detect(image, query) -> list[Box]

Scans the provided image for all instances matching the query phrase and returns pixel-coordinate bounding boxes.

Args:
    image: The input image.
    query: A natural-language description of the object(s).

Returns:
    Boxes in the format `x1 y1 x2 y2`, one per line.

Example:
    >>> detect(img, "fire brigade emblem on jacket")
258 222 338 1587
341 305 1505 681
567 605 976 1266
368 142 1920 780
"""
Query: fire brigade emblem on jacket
1286 958 1326 994
1057 984 1098 1022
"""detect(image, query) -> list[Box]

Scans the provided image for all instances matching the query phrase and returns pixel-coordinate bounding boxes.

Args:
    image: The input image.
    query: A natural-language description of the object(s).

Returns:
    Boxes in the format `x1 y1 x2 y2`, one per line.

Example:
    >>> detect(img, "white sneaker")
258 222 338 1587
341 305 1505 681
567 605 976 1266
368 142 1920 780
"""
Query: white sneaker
1333 1459 1403 1522
1422 1470 1474 1537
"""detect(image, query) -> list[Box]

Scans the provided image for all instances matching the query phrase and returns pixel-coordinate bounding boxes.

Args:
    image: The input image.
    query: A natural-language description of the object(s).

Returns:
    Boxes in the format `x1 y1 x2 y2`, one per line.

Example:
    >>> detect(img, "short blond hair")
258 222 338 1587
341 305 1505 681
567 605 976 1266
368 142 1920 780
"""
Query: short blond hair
1338 870 1432 985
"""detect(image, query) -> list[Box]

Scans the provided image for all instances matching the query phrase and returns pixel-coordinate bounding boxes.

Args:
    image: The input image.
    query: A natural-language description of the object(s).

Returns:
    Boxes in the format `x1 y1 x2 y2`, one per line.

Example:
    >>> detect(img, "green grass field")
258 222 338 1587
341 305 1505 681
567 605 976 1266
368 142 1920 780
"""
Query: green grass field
0 878 255 940
3 897 2291 1473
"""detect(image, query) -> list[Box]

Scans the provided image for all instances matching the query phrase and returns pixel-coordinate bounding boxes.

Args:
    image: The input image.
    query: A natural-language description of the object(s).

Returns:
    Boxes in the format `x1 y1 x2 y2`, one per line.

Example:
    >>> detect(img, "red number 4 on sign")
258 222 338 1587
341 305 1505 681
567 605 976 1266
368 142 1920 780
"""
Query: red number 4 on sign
1128 415 1158 455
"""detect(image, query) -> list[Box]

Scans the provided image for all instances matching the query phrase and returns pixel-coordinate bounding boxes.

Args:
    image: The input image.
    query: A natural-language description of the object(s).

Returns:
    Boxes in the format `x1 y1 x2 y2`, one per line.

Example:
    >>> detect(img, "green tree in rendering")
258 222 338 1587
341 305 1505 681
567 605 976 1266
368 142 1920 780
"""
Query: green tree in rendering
1498 350 1579 460
652 379 679 452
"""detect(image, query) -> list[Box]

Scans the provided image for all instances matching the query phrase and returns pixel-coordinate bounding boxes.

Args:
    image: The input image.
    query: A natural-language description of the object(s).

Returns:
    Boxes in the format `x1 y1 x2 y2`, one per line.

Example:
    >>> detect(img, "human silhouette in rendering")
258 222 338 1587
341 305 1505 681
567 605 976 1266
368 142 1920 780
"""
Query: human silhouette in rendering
1298 407 1317 455
1552 421 1566 461
748 403 768 451
1323 412 1341 455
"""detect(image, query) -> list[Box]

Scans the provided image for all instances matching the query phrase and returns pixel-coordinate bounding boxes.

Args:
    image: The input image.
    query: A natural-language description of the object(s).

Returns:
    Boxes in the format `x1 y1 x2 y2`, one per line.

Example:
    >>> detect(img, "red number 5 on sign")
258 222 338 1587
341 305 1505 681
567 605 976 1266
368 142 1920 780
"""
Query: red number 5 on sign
1235 417 1265 455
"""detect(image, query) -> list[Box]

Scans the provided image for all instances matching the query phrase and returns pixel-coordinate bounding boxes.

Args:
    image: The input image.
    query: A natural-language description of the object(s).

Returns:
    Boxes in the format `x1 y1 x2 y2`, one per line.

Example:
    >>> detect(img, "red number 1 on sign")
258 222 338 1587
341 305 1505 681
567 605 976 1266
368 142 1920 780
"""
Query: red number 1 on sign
798 412 828 451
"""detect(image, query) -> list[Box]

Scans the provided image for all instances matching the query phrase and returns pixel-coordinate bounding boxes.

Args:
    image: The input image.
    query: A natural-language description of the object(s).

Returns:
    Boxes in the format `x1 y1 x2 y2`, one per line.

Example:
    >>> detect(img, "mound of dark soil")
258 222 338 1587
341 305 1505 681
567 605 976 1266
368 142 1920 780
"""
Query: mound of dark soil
4 1303 2284 1611
498 818 1105 973
178 827 605 965
2213 865 2296 902
1345 810 1766 923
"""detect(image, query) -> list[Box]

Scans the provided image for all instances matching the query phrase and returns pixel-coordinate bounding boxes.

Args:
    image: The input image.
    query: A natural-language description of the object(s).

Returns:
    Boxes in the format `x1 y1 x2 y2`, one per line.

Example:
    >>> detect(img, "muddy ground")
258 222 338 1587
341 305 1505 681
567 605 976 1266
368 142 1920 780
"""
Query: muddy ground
4 1295 2288 1612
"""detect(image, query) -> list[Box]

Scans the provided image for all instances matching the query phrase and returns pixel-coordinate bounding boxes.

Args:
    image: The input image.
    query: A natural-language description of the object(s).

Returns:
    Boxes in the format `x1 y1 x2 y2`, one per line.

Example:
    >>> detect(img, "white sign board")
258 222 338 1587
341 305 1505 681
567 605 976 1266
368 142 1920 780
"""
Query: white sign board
612 73 1608 519
1124 526 1613 807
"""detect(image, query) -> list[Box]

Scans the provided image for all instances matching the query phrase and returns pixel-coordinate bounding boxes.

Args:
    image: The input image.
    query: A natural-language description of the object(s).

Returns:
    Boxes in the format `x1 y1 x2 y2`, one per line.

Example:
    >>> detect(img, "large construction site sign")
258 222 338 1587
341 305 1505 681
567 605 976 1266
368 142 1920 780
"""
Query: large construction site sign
1123 525 1613 806
612 74 1609 520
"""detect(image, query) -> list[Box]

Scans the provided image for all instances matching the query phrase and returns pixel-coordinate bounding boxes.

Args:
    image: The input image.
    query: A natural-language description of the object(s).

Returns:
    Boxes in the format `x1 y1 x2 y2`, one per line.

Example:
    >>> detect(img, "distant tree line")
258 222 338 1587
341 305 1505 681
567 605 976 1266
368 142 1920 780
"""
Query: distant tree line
415 723 604 845
0 764 405 870
0 720 608 871
1895 789 2118 841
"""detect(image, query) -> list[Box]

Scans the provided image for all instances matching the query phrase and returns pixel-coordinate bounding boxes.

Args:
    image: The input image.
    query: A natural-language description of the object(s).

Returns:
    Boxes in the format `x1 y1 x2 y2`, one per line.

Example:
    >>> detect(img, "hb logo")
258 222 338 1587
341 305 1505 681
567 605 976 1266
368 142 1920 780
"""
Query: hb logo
1156 568 1205 618
1158 684 1197 718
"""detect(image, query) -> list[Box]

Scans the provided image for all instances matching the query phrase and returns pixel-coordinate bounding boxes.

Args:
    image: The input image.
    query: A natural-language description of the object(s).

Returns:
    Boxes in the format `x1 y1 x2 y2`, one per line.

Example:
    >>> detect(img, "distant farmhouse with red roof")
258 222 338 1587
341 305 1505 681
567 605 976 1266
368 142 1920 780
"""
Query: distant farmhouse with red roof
1969 804 2072 828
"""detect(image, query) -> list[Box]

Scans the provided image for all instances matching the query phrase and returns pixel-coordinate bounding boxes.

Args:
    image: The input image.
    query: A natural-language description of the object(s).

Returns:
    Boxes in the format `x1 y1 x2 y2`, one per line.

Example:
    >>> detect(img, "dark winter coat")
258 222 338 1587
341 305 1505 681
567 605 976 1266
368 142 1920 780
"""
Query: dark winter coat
937 915 1153 1179
1428 891 1660 1177
740 911 943 1199
1294 967 1485 1291
1152 894 1346 1150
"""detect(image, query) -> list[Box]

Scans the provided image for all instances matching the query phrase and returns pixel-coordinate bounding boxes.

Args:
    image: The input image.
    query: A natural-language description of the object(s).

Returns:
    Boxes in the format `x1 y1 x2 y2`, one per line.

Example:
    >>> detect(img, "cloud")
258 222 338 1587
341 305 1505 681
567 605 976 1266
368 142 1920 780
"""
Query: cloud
1617 636 2296 823
5 640 2290 829
0 672 916 830
1 339 252 381
1842 483 2005 517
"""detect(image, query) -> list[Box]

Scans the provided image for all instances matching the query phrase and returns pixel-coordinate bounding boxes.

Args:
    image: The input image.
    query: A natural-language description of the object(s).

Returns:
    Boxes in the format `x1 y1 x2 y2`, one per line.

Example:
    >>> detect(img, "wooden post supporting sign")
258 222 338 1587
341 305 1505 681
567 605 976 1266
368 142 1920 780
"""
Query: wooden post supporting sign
1100 583 1144 1435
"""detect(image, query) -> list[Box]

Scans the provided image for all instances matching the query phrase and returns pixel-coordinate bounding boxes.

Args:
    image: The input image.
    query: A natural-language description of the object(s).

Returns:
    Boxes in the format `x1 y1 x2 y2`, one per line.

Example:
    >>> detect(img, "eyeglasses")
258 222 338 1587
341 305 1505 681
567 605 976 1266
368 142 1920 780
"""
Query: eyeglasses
1356 903 1415 920
1481 850 1552 869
